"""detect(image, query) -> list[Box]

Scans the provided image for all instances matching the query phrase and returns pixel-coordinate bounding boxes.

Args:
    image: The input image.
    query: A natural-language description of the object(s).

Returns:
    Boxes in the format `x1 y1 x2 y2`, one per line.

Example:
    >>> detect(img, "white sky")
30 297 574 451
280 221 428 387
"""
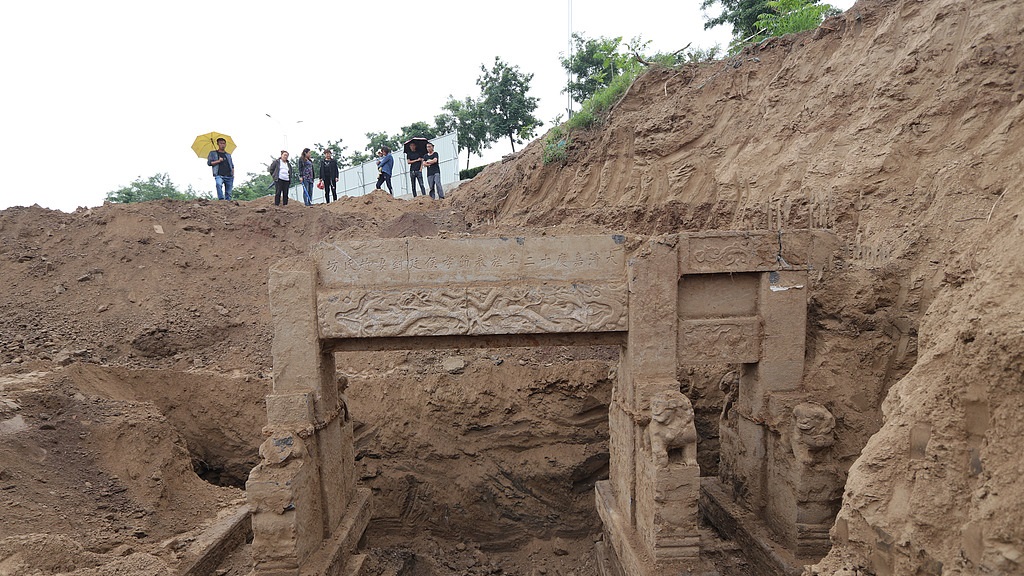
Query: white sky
0 0 854 212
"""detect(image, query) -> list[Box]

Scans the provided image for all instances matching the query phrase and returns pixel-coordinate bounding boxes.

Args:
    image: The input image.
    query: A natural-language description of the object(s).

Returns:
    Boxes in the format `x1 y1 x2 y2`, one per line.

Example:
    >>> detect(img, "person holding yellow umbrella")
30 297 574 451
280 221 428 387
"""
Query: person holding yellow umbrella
192 131 236 200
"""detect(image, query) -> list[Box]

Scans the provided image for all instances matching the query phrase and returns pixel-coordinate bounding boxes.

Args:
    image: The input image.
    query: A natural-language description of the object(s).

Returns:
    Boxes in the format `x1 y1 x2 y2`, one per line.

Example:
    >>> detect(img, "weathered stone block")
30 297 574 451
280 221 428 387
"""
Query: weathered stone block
269 260 327 396
677 317 761 364
732 417 767 510
247 458 323 570
655 464 700 503
624 238 679 409
311 235 627 287
677 272 759 319
317 420 351 535
265 393 313 428
680 231 781 274
608 402 636 523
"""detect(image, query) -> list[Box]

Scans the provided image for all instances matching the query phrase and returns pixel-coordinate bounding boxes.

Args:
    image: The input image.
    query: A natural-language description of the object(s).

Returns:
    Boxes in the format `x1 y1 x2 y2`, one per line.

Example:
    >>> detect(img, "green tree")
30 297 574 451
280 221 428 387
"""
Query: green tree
753 0 839 42
345 150 374 166
105 173 204 203
398 121 438 143
701 0 773 39
435 96 491 170
364 131 401 155
232 171 275 201
306 139 349 178
477 57 542 153
702 0 837 48
559 33 631 106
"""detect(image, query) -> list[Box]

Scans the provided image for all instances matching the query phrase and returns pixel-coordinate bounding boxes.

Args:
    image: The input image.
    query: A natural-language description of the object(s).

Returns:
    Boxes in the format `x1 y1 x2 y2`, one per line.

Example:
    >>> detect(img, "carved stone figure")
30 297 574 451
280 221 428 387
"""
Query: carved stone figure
719 370 739 421
791 402 836 465
648 390 699 468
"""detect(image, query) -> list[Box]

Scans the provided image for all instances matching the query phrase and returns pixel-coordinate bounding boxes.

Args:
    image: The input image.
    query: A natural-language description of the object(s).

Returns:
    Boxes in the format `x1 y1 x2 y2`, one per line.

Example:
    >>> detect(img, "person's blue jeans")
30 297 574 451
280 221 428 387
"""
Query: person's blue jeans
215 175 234 200
302 180 314 206
410 170 426 197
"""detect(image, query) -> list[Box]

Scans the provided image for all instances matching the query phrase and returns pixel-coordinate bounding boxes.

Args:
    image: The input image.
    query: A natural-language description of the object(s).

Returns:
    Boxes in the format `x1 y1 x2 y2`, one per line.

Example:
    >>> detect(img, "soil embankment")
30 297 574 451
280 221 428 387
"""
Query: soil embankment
1 0 1022 573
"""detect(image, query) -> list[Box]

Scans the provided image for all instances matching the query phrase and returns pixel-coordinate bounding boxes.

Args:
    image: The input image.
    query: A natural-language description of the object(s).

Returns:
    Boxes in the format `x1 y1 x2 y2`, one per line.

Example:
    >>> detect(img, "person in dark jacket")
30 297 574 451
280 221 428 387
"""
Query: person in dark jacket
375 146 394 195
299 148 315 206
206 137 234 200
406 141 426 197
267 150 292 206
319 149 340 203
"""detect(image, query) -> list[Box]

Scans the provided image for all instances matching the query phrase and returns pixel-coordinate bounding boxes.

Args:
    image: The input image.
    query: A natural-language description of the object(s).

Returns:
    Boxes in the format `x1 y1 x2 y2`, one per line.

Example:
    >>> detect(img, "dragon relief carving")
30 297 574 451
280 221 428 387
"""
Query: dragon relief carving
322 283 627 338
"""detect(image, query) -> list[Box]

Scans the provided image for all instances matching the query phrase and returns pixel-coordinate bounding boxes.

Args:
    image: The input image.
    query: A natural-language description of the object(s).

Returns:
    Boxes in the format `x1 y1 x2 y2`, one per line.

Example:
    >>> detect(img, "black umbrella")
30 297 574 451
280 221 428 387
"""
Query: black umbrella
403 137 430 155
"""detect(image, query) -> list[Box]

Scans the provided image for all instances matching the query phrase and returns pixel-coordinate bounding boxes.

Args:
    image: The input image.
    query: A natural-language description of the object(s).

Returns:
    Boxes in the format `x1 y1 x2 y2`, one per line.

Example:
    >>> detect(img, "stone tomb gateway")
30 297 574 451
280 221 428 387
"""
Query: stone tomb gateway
246 231 838 576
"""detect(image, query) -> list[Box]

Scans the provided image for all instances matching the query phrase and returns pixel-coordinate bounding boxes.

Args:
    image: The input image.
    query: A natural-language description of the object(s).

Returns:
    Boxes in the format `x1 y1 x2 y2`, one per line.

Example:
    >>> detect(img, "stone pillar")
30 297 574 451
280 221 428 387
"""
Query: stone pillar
247 395 323 575
743 270 807 414
764 401 842 557
613 238 680 521
248 259 363 575
636 389 701 565
601 236 697 576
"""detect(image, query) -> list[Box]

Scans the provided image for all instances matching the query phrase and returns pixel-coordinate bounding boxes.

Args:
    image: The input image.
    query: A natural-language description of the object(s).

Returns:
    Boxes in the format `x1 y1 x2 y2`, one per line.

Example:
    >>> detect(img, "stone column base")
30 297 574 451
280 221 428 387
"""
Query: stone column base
596 481 708 576
305 487 373 576
699 477 823 576
253 487 372 576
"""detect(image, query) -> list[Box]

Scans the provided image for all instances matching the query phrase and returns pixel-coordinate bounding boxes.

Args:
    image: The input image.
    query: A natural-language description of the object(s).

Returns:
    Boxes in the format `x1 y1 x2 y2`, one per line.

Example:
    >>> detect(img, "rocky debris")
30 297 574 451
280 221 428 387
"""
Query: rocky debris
442 356 467 374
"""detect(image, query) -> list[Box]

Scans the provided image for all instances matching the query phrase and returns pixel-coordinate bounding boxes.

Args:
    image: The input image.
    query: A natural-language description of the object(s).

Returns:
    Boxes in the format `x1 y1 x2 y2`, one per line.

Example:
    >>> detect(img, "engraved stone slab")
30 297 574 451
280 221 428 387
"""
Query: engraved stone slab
677 317 761 363
318 282 628 339
679 232 781 274
312 235 627 288
313 239 409 287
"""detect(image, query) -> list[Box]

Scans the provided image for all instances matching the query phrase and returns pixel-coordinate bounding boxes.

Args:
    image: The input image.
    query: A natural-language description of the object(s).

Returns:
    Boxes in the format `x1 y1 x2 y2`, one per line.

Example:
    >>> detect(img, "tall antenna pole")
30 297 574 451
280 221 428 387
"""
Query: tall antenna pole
567 0 573 119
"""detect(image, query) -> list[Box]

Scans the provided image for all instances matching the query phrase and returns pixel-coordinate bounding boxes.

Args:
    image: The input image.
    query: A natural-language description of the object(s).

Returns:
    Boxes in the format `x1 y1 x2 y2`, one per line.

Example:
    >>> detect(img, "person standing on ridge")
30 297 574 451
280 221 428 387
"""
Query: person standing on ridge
207 137 234 200
406 141 426 197
376 146 394 195
268 150 292 206
299 148 315 206
320 149 340 203
422 142 444 199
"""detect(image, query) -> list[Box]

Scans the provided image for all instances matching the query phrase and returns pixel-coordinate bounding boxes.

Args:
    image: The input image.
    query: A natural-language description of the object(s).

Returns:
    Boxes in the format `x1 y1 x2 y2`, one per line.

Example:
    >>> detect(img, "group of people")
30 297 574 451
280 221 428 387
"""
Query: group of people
204 137 445 207
374 141 445 200
266 147 348 206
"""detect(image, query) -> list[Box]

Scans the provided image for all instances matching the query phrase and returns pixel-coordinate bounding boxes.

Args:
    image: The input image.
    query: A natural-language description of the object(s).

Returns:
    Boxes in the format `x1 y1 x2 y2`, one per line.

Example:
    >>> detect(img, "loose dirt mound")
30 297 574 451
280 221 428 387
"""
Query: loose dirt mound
1 0 1022 574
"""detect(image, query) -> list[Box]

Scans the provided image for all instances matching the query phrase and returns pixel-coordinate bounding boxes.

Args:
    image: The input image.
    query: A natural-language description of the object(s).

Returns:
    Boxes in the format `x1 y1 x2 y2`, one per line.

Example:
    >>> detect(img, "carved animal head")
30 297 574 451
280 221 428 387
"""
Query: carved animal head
792 402 836 448
650 390 694 425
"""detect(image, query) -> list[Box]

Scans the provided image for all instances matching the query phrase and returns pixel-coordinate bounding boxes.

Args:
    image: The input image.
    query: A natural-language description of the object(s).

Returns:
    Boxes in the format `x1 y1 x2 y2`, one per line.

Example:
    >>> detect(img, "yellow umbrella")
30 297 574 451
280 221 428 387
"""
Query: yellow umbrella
191 131 236 158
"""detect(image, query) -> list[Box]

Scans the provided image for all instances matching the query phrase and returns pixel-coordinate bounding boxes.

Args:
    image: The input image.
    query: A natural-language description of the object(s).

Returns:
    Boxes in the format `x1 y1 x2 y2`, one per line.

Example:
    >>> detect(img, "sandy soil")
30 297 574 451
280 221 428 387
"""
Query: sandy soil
1 0 1022 574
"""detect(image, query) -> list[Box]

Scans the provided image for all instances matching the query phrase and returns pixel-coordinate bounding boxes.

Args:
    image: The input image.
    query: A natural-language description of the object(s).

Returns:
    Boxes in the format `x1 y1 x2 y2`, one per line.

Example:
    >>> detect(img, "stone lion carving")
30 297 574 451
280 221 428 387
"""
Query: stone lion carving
792 402 836 465
648 390 698 468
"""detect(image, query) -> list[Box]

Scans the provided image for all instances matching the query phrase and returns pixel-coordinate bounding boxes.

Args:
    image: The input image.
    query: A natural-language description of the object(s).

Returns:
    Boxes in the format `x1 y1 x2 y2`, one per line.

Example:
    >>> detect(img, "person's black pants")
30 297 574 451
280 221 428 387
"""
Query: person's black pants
323 179 337 202
274 179 290 205
410 170 425 197
376 173 393 195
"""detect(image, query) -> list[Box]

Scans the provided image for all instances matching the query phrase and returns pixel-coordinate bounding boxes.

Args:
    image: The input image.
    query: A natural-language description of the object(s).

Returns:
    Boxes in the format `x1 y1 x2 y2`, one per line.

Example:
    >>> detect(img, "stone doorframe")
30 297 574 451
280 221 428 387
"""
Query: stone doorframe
246 231 833 576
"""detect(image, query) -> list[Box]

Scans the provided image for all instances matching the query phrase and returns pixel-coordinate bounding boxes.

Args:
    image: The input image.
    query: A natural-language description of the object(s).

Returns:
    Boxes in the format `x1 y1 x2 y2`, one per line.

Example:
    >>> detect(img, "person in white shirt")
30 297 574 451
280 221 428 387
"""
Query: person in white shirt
267 151 293 206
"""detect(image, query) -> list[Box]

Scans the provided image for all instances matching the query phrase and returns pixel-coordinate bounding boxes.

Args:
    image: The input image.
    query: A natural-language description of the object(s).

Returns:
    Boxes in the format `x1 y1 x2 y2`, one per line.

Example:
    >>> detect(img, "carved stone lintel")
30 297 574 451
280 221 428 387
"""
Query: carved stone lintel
318 282 628 339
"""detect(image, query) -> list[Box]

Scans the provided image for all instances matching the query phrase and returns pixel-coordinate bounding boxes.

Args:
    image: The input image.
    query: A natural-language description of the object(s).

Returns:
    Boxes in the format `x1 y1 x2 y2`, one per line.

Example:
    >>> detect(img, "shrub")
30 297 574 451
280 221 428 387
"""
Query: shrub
542 127 572 165
460 165 489 180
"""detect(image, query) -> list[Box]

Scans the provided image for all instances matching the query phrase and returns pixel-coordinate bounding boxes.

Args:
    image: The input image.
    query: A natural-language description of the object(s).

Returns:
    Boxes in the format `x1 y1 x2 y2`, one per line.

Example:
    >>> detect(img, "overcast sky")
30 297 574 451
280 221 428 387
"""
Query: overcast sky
0 0 854 212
